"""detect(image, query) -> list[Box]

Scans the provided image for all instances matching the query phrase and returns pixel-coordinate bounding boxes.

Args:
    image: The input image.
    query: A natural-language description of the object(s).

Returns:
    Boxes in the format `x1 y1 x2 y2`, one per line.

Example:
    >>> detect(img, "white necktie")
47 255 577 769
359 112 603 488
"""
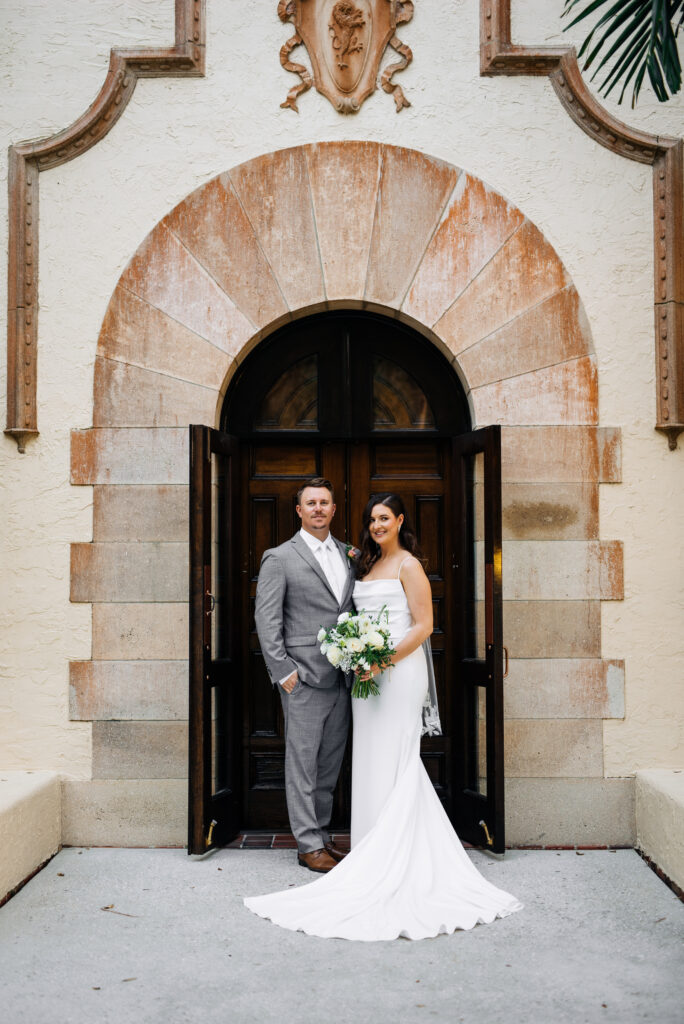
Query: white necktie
318 542 343 604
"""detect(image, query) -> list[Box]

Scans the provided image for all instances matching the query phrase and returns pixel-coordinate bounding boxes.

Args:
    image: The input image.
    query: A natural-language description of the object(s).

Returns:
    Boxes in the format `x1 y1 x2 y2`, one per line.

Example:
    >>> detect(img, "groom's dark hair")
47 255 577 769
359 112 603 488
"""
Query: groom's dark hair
296 477 334 505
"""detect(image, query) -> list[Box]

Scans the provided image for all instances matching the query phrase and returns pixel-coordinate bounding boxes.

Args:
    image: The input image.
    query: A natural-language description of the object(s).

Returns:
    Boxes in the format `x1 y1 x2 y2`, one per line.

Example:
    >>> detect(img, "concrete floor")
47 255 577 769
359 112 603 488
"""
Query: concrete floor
0 847 682 1024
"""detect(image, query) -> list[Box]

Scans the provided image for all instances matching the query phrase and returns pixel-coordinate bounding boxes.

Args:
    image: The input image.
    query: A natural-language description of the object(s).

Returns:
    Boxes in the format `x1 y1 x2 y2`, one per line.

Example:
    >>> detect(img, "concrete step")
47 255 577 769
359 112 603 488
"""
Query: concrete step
0 771 61 904
636 769 684 894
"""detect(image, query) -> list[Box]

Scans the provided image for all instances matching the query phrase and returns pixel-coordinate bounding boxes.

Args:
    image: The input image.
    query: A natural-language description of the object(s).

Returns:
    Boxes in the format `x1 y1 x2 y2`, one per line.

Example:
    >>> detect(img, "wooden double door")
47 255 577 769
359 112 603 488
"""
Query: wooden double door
188 311 506 855
242 436 453 831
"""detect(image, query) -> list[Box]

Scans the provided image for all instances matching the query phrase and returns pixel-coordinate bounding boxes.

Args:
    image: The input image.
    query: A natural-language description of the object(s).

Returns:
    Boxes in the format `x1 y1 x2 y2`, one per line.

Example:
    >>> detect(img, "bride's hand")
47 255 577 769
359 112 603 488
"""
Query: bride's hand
356 662 385 682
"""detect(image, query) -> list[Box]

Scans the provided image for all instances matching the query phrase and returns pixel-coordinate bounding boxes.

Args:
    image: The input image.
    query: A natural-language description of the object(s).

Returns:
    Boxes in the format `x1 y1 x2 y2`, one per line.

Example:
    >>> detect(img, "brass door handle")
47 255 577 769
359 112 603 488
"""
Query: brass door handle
503 646 509 678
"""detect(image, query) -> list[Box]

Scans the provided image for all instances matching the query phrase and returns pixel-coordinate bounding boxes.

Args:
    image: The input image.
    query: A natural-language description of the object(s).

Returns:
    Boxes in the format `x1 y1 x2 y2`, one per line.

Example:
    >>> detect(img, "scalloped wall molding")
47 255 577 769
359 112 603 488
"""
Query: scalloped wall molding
480 0 684 449
5 0 206 452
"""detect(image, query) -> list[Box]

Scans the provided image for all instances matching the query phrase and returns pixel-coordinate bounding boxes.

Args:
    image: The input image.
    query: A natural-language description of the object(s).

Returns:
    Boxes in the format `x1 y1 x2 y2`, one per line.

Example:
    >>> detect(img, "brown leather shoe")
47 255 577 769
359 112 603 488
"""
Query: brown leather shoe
323 841 348 863
297 848 337 873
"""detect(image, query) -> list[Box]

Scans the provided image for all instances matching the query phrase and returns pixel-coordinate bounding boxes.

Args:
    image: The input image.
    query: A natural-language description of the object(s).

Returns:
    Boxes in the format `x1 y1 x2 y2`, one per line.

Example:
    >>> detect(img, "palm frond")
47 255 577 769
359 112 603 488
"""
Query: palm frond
562 0 684 106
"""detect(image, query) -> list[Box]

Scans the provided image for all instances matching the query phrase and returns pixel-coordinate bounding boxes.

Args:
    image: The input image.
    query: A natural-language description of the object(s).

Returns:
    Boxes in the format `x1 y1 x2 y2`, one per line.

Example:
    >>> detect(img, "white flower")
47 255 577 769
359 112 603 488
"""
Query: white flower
366 630 385 649
326 645 342 667
358 614 372 634
320 643 328 655
347 636 364 653
317 627 326 642
337 612 350 624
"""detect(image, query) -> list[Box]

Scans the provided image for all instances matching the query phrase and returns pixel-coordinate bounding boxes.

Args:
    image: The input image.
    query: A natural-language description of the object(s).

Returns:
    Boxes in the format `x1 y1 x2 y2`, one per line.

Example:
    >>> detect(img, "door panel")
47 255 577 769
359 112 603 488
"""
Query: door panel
452 426 505 852
241 442 346 829
188 426 240 854
347 440 454 812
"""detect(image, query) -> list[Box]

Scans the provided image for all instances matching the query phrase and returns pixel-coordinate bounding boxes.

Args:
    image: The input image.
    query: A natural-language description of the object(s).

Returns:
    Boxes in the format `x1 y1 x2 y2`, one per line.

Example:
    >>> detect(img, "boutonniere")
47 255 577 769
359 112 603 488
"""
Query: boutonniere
345 544 360 561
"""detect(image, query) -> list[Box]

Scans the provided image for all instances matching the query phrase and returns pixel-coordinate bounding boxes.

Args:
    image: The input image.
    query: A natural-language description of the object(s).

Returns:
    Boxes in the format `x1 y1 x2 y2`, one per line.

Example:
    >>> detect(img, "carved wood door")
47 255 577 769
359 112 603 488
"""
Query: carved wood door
452 425 506 853
188 426 241 854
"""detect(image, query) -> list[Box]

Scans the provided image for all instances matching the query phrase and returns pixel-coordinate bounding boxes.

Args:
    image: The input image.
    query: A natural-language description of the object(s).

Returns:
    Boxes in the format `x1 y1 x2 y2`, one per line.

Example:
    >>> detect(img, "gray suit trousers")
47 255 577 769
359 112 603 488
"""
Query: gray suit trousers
279 676 350 853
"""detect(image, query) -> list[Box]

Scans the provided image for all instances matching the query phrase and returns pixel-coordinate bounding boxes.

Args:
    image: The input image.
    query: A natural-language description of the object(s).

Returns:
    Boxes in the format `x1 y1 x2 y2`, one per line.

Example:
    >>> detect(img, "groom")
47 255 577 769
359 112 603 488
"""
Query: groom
255 477 355 873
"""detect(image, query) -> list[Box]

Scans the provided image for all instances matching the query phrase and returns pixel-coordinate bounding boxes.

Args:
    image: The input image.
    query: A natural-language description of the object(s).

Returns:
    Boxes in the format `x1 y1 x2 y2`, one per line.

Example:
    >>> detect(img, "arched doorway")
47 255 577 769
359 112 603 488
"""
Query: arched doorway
189 310 506 853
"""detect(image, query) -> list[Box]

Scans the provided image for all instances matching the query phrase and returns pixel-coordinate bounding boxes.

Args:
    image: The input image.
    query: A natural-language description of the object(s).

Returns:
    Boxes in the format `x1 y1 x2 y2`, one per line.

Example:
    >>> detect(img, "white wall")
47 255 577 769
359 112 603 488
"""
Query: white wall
1 0 682 778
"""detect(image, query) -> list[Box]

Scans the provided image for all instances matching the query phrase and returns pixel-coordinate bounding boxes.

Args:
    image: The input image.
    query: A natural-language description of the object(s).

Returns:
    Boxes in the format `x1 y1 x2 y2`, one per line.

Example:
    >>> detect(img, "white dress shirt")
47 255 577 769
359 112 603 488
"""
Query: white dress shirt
279 529 347 686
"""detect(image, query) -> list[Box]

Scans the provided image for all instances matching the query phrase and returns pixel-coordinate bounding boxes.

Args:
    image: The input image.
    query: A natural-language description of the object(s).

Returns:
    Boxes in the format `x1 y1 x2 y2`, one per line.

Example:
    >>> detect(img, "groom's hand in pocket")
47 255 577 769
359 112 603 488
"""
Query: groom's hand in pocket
281 669 298 694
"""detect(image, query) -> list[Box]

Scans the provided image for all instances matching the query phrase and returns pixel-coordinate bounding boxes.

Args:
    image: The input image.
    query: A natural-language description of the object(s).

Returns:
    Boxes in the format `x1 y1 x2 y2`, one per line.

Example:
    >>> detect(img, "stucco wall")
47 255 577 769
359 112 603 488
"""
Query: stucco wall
1 0 682 800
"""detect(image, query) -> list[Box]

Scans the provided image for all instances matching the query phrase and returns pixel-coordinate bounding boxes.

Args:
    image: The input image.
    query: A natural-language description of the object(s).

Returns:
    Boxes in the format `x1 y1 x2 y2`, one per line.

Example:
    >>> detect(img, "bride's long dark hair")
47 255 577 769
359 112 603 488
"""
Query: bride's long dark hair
356 493 425 579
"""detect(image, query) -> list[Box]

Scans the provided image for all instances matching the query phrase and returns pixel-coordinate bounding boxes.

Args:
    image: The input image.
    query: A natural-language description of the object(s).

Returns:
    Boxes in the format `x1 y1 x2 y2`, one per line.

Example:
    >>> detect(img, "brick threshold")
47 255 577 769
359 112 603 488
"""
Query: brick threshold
228 833 636 852
227 831 351 850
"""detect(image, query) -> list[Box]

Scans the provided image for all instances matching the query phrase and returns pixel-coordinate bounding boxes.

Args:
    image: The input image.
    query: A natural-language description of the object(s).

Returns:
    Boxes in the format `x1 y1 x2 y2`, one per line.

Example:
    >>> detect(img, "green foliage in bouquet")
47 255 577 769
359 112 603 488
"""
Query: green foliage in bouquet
318 608 396 699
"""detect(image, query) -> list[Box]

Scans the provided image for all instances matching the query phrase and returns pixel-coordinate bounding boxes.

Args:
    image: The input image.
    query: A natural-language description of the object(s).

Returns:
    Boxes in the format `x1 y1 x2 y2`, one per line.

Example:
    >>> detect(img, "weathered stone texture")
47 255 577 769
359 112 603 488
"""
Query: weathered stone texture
504 659 625 719
503 720 604 777
365 147 460 308
503 601 601 659
404 173 524 328
92 604 187 660
119 222 253 353
62 780 187 848
93 486 188 542
92 722 187 779
94 358 221 428
505 778 635 847
163 173 288 329
71 543 187 603
472 356 598 426
229 147 324 311
70 661 187 721
71 428 188 485
305 141 383 302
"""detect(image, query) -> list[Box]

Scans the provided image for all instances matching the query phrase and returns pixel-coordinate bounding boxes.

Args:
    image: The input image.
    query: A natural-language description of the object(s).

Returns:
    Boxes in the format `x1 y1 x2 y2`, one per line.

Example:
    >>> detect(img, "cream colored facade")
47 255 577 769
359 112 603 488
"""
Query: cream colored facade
1 1 683 847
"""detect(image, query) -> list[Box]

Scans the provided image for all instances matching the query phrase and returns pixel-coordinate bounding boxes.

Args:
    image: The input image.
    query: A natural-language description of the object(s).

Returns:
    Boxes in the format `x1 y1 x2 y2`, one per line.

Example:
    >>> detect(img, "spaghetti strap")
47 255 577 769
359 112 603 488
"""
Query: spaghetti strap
397 555 412 579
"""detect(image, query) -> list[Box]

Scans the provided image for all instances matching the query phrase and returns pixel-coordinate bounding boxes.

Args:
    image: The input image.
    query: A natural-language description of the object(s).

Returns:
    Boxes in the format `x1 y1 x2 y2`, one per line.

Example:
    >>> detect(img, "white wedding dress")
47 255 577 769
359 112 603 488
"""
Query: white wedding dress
244 577 523 941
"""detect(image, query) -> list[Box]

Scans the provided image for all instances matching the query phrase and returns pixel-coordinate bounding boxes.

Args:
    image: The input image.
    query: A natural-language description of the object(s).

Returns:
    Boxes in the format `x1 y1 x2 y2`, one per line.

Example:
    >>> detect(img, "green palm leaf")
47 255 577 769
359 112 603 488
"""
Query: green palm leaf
563 0 684 106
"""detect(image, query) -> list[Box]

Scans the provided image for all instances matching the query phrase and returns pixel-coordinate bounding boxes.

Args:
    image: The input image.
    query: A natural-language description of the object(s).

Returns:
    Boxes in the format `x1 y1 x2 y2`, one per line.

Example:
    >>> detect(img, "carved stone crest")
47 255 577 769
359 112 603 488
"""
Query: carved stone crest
278 0 414 114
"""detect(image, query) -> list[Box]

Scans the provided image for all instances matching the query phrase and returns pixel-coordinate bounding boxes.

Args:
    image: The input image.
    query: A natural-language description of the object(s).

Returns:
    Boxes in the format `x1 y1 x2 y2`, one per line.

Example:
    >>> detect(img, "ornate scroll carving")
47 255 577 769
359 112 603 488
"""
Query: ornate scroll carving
278 0 413 114
5 0 206 452
479 0 684 449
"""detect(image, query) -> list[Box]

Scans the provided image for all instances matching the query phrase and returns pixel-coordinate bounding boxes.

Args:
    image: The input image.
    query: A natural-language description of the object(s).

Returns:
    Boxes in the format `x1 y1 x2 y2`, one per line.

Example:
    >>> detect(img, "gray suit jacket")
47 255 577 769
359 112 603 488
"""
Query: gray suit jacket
254 533 356 689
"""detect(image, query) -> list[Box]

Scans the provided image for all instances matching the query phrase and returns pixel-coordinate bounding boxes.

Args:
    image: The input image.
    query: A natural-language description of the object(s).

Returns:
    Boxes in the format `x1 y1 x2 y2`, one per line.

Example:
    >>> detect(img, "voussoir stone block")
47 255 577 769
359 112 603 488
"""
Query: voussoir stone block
93 485 188 542
70 661 187 721
97 287 237 386
92 603 188 660
94 357 222 428
305 141 383 303
404 172 524 328
71 543 187 603
162 172 288 330
435 218 570 354
71 428 188 486
119 222 254 352
229 147 324 312
62 780 187 847
458 286 592 390
92 721 188 779
472 356 598 426
365 147 460 308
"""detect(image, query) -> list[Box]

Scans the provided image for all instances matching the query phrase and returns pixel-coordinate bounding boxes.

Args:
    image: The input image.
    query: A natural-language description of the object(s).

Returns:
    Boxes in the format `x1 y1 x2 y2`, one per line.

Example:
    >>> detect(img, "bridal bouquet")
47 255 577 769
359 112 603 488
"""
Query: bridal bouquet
318 608 395 699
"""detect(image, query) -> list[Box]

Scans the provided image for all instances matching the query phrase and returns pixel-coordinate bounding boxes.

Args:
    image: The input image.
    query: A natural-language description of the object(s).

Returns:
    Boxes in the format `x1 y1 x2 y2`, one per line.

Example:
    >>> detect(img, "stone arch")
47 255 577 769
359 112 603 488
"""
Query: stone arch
92 142 596 430
68 142 627 849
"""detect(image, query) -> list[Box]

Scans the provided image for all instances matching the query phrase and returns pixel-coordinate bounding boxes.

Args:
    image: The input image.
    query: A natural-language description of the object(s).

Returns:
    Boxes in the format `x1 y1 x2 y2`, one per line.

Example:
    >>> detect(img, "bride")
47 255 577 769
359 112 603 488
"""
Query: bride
244 493 523 941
